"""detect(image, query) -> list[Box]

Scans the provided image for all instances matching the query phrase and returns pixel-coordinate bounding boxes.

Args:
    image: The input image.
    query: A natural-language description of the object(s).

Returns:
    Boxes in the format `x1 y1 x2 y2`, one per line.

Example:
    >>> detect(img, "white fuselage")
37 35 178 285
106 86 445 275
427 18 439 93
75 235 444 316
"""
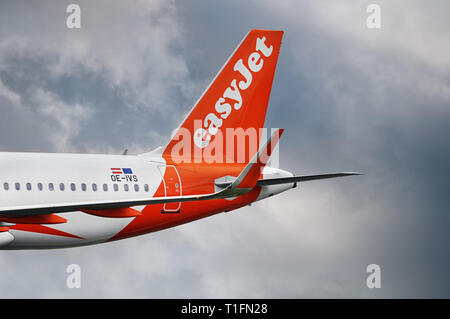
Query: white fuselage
0 152 164 211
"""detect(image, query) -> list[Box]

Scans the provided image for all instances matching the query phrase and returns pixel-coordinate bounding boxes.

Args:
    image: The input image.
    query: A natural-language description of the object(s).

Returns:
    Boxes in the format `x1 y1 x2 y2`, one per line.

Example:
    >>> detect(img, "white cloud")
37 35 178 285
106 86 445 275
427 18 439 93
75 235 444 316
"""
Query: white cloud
0 78 21 105
31 87 93 151
261 0 450 70
0 0 191 114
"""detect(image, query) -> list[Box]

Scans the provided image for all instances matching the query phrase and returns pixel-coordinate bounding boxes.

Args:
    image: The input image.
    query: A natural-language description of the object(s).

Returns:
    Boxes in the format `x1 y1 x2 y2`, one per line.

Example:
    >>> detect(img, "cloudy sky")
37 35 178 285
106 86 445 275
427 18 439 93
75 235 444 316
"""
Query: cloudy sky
0 0 449 298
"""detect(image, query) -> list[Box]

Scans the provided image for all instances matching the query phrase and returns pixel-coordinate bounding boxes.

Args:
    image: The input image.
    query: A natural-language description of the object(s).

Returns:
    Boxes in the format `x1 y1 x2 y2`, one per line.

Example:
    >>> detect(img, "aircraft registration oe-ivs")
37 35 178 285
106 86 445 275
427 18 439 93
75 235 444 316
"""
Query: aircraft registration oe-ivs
0 30 359 249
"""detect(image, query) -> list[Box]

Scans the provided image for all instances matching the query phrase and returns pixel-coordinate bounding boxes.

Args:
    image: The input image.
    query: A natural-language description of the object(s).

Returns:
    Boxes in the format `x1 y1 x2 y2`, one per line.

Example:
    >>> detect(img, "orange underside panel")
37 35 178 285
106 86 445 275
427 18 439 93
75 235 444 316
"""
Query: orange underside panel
81 207 142 218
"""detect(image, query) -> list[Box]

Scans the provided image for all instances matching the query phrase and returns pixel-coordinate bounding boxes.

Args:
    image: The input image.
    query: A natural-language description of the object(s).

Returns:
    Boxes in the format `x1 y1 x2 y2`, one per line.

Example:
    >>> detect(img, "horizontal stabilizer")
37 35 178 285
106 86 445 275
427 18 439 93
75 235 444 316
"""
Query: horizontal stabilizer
257 172 361 186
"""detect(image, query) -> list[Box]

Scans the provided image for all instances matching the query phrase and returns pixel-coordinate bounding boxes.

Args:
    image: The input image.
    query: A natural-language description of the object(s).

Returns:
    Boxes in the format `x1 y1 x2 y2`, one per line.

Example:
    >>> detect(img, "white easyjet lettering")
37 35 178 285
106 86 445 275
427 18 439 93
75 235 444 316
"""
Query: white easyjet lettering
194 36 273 149
256 36 273 57
234 59 252 90
248 52 263 72
223 79 242 110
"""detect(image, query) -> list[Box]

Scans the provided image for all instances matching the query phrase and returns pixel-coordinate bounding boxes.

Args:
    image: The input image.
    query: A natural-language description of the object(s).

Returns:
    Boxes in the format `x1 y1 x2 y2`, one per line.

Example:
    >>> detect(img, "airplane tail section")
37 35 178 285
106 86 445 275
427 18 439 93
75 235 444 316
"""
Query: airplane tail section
163 29 284 164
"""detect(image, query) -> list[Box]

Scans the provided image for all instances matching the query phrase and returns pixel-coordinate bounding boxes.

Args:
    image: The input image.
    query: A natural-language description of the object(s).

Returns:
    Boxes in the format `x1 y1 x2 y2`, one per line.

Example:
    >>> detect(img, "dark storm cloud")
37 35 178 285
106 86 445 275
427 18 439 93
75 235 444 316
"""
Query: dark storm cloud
0 0 193 154
0 0 449 298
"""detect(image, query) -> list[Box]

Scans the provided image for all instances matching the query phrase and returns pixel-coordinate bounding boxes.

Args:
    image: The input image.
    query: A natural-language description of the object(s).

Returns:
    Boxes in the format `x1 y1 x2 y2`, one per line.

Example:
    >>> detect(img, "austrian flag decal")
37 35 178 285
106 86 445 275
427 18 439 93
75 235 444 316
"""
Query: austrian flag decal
110 168 133 174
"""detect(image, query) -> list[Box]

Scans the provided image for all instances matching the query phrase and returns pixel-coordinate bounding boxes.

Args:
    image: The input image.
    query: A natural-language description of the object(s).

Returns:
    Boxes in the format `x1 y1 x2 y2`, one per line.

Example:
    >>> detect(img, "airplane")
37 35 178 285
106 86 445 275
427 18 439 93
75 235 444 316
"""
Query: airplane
0 30 359 249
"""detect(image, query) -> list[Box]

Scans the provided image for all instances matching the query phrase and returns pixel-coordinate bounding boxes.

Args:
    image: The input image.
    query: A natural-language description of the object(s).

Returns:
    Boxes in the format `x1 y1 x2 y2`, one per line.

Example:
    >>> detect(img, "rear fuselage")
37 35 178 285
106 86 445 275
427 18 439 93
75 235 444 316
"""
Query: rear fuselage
0 151 294 249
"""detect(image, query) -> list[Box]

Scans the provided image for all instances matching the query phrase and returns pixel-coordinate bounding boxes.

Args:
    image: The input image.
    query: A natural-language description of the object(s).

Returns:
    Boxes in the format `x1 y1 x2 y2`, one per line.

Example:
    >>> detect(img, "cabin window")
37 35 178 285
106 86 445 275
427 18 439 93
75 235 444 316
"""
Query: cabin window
60 183 65 191
144 184 149 192
92 183 97 191
113 184 119 192
81 183 87 191
103 184 108 191
49 183 54 191
37 183 43 191
124 184 129 192
26 183 32 191
3 182 9 191
134 184 139 192
70 183 76 191
15 183 20 191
